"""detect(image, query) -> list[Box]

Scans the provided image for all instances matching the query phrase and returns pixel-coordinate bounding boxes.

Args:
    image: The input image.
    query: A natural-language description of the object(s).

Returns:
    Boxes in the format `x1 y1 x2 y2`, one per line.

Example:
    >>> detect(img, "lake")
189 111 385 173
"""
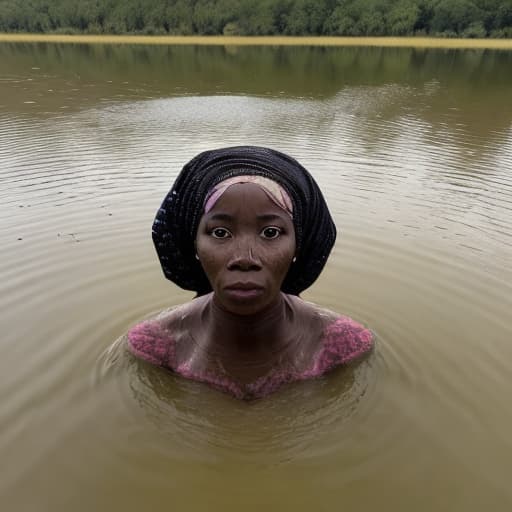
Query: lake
1 42 512 511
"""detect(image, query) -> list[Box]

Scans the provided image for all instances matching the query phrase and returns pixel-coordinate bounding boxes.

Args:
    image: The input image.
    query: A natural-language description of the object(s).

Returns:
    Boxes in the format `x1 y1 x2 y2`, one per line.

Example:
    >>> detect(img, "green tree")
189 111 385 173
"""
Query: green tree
165 0 195 35
430 0 483 35
387 0 420 35
0 0 508 37
283 0 330 35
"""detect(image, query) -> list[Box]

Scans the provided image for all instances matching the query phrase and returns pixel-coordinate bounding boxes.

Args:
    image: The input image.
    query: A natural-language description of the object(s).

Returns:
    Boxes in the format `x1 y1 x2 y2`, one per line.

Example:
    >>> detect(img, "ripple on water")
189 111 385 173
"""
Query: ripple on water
92 334 382 467
1 89 512 508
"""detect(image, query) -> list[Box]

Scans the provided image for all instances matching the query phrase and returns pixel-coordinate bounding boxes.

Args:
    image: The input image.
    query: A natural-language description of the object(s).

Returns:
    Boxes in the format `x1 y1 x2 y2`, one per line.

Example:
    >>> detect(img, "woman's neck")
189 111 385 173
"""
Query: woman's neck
194 293 296 364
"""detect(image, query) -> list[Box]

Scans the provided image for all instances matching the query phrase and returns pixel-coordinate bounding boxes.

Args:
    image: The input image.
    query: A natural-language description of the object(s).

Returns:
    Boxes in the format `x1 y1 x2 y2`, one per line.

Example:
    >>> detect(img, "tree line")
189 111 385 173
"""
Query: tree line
1 0 511 38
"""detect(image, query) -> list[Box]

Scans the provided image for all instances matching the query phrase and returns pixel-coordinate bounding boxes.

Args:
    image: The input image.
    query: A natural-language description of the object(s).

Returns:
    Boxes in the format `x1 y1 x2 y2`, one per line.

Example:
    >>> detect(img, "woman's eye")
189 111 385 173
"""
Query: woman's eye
261 227 282 239
211 227 232 239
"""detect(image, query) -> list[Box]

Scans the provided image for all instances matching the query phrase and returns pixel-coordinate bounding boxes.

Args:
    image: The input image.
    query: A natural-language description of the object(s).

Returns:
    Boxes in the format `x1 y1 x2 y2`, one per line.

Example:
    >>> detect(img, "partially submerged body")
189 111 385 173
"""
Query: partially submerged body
127 293 373 400
130 146 374 400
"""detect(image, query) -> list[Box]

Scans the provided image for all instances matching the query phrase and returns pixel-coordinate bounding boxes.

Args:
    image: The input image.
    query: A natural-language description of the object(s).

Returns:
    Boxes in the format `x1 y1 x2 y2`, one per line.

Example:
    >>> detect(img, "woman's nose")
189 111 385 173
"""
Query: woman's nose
227 239 262 271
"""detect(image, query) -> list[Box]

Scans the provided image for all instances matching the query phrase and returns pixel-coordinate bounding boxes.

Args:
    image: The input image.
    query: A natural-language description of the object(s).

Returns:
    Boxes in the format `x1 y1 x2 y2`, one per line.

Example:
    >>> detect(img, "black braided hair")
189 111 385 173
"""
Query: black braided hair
152 146 336 296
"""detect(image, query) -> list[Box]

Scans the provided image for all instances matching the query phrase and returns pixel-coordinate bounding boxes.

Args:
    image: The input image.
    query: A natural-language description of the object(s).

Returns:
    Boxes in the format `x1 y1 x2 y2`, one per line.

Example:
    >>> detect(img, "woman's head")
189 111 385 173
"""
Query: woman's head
195 181 296 314
152 146 336 297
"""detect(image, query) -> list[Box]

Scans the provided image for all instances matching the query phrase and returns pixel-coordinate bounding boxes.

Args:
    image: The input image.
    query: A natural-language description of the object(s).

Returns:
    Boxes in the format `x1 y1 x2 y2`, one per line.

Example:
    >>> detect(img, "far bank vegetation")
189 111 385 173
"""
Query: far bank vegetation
1 0 511 38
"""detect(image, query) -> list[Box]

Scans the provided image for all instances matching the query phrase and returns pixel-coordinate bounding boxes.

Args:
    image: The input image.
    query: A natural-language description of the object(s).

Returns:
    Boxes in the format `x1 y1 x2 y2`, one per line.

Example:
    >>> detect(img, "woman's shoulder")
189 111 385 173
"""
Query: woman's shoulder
126 298 204 367
126 319 176 367
315 313 374 371
288 296 374 374
284 295 374 368
126 302 192 367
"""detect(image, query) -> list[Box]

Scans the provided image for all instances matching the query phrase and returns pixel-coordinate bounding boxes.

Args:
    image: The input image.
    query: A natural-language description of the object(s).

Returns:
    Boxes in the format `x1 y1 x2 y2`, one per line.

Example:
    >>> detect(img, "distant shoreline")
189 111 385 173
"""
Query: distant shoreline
1 34 512 49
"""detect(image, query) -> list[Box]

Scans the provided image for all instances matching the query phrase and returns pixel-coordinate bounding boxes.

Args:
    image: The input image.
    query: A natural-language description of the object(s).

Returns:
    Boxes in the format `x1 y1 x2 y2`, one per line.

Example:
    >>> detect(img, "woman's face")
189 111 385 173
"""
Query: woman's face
195 183 296 315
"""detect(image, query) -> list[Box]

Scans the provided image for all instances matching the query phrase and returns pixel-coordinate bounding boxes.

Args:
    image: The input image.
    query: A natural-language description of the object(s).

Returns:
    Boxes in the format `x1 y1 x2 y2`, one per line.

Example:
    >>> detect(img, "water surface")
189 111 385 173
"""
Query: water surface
1 43 512 511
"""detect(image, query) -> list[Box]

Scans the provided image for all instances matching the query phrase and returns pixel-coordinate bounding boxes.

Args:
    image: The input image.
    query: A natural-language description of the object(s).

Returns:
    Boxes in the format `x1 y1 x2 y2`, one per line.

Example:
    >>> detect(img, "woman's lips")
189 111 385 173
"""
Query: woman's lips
224 283 264 300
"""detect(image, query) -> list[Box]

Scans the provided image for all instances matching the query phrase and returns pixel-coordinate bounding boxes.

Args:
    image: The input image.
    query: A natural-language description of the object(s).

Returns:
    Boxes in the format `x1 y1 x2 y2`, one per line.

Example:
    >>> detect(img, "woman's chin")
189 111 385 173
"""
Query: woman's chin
214 291 276 316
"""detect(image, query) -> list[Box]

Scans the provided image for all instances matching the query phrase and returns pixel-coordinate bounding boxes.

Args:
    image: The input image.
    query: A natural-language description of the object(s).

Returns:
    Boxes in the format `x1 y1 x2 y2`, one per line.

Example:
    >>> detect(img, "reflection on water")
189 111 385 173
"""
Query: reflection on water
101 338 372 462
1 43 512 511
2 43 512 139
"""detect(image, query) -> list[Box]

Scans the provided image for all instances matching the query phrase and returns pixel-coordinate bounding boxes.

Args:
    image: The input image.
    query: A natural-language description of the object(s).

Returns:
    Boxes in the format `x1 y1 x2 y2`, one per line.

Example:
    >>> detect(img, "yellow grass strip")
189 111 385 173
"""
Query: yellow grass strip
0 34 512 49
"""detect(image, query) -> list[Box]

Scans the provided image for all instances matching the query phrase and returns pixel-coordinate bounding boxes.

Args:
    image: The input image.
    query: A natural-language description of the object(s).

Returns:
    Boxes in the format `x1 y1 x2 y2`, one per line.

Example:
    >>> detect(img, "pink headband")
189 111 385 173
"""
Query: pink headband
204 175 293 218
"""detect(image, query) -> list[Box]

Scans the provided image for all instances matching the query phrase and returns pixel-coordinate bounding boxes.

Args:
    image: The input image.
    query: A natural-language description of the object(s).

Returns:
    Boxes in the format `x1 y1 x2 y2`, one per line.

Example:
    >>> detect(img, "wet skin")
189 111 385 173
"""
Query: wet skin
195 183 296 316
127 183 374 395
174 183 319 383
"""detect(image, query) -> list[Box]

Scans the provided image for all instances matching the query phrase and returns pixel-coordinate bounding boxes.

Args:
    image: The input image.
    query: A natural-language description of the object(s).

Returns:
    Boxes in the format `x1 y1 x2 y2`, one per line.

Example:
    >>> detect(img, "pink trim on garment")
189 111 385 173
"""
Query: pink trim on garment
127 316 373 400
204 176 293 218
127 321 176 368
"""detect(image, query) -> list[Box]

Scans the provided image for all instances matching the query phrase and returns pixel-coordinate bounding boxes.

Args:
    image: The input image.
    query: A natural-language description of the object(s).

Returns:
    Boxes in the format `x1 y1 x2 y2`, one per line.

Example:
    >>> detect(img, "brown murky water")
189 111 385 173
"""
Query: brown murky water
1 43 512 511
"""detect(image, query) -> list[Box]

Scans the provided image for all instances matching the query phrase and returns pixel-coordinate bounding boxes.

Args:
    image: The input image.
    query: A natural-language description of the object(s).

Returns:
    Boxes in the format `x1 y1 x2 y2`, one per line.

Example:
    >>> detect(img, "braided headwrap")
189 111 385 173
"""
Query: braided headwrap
152 146 336 296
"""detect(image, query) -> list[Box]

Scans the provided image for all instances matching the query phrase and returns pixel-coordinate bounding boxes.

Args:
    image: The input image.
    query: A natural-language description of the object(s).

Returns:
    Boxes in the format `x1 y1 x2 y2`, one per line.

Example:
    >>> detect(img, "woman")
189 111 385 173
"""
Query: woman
128 146 373 400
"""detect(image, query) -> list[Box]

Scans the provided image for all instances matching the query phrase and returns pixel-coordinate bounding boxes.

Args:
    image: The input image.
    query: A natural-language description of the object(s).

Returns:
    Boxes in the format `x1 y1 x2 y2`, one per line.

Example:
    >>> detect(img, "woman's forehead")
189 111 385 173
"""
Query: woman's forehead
204 184 292 219
204 176 293 219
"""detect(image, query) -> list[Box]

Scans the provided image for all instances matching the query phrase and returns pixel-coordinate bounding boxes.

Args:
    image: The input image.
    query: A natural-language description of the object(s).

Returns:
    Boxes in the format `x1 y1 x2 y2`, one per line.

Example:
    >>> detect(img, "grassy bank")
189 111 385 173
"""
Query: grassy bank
1 34 512 49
